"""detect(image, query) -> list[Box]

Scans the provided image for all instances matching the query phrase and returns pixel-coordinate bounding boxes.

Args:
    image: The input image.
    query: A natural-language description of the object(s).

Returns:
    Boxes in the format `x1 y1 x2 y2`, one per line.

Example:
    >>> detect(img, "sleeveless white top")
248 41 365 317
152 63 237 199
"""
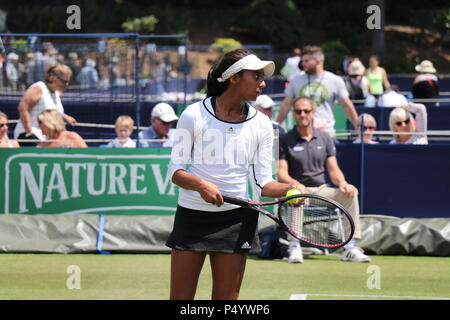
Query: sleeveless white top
14 81 64 139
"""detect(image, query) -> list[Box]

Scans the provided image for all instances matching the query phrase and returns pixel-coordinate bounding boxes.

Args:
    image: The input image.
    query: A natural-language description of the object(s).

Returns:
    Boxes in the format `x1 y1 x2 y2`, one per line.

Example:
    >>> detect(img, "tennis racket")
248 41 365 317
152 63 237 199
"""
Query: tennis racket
223 194 354 249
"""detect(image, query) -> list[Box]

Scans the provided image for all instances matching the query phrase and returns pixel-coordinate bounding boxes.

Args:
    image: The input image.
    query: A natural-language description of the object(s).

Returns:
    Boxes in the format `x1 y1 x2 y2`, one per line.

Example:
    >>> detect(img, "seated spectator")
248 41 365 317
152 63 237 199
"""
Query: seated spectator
37 110 87 148
343 59 369 105
0 111 20 148
251 94 285 135
77 58 99 89
354 113 378 144
388 102 428 145
138 102 178 148
412 60 439 99
5 52 19 90
277 96 370 263
104 115 136 148
377 85 408 108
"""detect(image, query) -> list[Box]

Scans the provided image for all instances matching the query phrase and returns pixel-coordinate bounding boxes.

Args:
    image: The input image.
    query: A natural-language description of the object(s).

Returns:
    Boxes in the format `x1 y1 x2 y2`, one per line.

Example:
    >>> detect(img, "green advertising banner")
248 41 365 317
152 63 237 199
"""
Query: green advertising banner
0 148 178 215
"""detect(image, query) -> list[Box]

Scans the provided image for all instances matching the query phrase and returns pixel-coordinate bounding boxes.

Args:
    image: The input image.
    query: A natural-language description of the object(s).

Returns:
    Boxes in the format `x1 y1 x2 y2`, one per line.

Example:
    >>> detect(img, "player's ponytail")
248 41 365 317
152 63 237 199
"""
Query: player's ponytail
206 48 254 98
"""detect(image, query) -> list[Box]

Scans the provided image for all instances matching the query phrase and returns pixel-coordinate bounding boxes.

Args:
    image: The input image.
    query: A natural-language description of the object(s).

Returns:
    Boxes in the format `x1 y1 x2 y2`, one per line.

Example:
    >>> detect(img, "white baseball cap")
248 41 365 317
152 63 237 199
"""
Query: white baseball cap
252 94 275 109
151 103 178 122
7 52 19 61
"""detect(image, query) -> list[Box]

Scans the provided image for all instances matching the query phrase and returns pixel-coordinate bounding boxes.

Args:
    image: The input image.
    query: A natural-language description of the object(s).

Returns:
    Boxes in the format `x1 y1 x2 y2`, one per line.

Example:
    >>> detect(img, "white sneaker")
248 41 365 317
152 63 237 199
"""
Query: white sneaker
341 247 371 263
302 247 324 255
288 245 304 263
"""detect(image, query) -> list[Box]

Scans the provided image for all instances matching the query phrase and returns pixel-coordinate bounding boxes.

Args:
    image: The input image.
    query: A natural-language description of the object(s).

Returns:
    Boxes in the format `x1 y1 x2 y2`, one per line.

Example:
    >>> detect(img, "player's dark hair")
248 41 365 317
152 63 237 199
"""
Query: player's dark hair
206 48 254 98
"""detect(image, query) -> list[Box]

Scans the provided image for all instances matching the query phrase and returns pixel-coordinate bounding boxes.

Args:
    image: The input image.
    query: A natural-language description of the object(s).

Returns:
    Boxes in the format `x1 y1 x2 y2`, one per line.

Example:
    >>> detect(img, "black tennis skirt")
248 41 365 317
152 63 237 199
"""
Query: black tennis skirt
166 205 261 254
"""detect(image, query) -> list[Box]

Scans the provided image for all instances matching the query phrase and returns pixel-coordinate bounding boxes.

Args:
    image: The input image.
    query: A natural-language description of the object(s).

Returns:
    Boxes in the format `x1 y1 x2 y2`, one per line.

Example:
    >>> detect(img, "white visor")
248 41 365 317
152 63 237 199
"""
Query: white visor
217 54 275 82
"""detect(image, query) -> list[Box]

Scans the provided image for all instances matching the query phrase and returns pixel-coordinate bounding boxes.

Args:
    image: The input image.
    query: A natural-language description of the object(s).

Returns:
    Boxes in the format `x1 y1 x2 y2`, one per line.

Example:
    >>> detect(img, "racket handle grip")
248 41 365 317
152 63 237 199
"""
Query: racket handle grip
222 195 250 207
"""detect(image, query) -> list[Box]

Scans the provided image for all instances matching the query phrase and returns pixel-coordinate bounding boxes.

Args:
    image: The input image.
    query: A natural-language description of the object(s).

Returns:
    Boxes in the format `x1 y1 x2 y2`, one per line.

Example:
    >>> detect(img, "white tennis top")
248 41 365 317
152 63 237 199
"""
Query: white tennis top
168 97 275 212
14 81 64 139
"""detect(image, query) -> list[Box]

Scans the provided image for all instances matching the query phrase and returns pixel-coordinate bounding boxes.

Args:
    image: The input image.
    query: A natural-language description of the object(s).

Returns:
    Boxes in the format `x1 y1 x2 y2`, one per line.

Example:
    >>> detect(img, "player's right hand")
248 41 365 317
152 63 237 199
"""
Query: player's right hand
198 180 223 206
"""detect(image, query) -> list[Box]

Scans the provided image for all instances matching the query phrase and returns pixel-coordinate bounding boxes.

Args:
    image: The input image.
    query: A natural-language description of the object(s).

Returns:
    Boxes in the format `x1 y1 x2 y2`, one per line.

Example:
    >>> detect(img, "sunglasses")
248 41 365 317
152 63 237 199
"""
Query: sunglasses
0 123 8 128
364 126 375 130
293 109 312 115
395 119 410 126
57 77 70 85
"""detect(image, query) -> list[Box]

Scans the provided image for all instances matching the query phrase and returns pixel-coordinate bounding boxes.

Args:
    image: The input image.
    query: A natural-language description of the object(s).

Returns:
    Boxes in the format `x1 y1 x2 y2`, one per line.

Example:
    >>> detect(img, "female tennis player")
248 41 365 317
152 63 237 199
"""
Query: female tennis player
166 49 297 300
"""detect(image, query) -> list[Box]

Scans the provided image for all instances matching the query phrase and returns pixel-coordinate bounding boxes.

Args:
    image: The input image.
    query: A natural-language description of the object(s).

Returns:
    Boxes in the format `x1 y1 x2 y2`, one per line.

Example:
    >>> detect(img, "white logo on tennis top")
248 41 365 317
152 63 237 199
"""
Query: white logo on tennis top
241 242 251 249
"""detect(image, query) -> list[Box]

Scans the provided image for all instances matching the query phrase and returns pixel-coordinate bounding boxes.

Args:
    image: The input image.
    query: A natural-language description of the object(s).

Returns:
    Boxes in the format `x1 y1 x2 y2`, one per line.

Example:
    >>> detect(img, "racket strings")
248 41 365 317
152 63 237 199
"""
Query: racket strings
281 197 353 247
286 205 303 240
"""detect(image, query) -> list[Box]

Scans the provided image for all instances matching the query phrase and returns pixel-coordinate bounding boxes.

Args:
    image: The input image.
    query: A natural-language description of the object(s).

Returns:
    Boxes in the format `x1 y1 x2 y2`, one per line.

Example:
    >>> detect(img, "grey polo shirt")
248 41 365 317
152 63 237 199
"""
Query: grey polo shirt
279 128 336 187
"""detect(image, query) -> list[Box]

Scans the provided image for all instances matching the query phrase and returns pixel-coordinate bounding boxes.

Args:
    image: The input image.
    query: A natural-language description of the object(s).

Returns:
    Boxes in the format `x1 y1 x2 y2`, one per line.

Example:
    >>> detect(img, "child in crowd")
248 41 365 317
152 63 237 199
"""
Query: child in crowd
104 115 136 148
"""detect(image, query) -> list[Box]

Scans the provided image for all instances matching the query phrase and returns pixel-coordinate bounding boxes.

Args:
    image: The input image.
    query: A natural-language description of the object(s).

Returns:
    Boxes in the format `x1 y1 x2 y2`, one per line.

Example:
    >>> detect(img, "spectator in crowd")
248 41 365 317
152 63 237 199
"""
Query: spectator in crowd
343 58 370 105
277 96 370 263
341 56 354 75
0 111 20 148
37 110 87 148
148 53 166 95
66 52 81 86
251 94 285 135
366 55 390 98
25 52 36 87
377 85 408 108
138 102 178 148
412 60 439 99
104 115 136 148
280 48 303 83
14 64 77 146
77 58 99 89
5 52 19 90
0 52 6 87
389 102 428 145
354 113 378 144
108 56 120 87
28 42 58 84
276 45 359 136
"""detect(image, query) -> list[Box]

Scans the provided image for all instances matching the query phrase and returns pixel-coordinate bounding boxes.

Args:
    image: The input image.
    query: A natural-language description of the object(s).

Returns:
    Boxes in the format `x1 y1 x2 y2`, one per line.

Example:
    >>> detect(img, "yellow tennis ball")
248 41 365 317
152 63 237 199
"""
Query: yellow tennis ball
286 187 302 204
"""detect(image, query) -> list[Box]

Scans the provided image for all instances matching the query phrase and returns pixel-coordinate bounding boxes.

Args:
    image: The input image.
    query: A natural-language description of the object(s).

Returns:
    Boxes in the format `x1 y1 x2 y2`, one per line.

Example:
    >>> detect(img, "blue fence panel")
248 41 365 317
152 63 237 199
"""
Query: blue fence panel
336 144 450 218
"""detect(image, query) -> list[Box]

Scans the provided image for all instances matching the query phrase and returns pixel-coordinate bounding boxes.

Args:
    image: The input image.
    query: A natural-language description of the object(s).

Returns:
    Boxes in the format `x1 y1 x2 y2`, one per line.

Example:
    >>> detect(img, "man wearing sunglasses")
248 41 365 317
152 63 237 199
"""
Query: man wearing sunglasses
277 96 370 263
138 102 178 148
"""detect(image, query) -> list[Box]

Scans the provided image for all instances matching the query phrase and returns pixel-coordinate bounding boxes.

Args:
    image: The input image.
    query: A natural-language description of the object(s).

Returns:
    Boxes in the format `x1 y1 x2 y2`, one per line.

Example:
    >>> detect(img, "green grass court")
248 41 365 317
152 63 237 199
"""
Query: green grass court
0 253 449 300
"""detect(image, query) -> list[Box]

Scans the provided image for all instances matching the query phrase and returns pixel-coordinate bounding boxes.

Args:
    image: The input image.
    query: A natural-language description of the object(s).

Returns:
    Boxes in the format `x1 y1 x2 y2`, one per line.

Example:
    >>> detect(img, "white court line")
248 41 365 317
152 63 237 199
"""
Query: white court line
290 293 450 300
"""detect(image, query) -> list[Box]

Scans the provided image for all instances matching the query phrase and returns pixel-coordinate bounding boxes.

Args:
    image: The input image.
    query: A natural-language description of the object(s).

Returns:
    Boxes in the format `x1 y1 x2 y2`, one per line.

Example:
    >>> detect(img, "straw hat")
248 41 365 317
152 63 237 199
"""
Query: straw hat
348 59 366 76
415 60 436 74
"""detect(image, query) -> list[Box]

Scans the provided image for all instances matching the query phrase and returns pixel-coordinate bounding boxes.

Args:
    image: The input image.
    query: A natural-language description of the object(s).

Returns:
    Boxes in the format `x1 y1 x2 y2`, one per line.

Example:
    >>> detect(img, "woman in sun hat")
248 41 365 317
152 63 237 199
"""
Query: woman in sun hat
412 60 439 99
166 48 298 300
344 59 370 104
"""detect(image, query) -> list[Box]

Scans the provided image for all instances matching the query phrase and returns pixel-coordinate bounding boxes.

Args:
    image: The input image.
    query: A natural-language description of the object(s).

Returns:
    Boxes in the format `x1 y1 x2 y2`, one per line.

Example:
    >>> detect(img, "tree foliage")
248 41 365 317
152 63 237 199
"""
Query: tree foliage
121 15 158 34
233 0 304 51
